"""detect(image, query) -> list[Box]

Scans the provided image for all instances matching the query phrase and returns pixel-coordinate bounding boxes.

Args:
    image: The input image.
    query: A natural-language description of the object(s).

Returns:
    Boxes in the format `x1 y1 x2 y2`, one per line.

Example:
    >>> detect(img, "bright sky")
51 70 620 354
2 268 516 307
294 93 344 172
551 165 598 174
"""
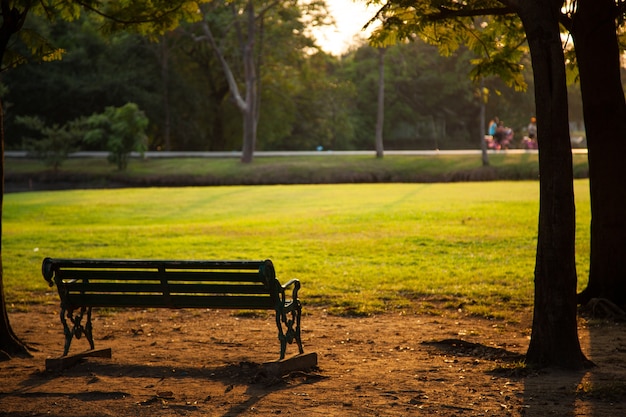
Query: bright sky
312 0 379 56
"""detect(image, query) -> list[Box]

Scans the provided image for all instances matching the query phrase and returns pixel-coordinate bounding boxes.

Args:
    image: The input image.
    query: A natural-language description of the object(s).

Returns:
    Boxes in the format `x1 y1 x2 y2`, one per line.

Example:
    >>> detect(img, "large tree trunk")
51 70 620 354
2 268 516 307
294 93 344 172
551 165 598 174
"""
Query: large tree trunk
0 100 31 359
518 0 587 369
0 1 31 360
571 0 626 308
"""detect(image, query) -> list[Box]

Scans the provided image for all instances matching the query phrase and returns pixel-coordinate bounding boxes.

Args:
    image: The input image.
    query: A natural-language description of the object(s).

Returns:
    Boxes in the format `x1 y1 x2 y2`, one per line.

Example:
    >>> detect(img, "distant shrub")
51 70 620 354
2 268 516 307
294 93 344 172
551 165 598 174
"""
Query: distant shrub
83 103 148 170
16 115 82 171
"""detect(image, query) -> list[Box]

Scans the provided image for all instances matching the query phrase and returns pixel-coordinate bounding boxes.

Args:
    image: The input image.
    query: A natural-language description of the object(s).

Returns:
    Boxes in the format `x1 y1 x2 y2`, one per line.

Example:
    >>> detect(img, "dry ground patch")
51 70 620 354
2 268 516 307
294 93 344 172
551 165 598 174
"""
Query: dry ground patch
2 304 626 416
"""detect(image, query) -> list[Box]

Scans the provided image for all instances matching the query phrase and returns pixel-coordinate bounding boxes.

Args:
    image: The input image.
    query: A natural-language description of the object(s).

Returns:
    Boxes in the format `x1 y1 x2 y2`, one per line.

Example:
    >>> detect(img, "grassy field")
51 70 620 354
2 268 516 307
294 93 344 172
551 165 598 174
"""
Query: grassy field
3 180 592 320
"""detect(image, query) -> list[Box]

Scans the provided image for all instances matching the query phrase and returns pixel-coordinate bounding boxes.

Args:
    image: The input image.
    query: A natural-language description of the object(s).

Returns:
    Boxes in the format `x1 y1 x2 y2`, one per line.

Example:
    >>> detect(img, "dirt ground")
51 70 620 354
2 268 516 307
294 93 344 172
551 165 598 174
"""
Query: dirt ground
2 302 626 417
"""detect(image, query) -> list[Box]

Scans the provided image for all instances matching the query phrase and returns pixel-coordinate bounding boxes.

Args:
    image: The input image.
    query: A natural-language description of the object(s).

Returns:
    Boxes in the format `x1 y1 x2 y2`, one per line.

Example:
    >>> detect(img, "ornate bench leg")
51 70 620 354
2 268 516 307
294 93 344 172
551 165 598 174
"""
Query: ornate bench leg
60 306 95 356
60 307 73 356
275 304 304 360
275 310 288 360
84 307 95 351
294 304 304 355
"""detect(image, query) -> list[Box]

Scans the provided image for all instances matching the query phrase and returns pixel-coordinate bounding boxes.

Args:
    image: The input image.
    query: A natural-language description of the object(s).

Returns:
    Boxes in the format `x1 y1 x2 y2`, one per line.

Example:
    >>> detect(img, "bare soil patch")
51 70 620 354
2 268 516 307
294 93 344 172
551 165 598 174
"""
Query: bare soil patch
2 303 626 416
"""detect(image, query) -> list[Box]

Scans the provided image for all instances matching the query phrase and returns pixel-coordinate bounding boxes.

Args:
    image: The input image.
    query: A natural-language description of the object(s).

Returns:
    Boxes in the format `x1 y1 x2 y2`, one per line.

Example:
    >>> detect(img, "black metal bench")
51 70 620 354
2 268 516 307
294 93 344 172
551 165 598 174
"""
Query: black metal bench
42 258 304 360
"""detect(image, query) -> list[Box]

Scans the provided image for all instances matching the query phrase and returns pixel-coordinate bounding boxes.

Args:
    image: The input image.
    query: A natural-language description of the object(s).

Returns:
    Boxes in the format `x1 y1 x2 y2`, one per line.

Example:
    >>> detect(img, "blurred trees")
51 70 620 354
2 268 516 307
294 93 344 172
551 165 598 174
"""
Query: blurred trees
16 115 82 171
2 10 540 154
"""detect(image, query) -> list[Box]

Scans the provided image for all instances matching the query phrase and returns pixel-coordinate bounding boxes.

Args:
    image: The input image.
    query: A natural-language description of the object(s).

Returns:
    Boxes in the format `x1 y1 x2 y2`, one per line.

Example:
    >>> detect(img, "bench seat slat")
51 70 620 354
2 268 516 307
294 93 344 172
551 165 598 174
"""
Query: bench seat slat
65 294 275 309
57 270 263 282
63 282 270 295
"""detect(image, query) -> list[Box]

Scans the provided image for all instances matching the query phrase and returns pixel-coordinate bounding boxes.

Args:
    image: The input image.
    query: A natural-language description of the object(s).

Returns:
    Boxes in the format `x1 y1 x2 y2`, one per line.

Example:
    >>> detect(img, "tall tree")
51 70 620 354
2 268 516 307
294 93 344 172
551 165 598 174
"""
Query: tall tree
370 0 586 368
516 0 586 368
567 0 626 308
0 0 34 359
197 1 261 163
195 0 330 162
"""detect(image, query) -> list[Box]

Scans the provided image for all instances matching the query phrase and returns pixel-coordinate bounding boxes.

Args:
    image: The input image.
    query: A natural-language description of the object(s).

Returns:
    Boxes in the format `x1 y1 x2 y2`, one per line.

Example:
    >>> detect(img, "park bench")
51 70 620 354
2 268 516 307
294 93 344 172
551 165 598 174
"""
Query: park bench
42 258 304 361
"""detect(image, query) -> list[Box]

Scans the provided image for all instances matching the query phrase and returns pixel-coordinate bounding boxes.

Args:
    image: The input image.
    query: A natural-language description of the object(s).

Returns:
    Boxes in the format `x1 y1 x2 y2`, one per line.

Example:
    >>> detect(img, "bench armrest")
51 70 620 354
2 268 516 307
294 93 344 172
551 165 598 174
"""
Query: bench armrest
281 278 301 303
42 257 55 287
279 279 300 306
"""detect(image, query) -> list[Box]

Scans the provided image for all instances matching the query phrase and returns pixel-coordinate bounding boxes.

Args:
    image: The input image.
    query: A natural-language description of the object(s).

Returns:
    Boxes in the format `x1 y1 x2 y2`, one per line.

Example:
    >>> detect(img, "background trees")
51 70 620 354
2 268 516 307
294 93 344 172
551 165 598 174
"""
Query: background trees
2 9 541 154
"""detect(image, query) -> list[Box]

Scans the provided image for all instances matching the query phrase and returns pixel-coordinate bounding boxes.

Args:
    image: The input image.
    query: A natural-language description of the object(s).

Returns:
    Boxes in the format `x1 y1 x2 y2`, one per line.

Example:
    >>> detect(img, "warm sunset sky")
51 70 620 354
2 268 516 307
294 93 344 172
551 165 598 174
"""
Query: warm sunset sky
312 0 379 55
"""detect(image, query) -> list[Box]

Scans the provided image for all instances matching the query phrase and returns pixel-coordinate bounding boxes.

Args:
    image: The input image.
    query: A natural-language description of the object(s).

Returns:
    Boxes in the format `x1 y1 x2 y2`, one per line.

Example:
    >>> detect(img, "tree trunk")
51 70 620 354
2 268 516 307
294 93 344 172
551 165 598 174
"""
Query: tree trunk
240 0 258 164
571 0 626 308
375 48 385 159
0 1 31 360
200 2 258 164
159 37 172 151
241 105 257 163
479 80 489 167
518 0 587 369
0 100 31 359
0 99 28 359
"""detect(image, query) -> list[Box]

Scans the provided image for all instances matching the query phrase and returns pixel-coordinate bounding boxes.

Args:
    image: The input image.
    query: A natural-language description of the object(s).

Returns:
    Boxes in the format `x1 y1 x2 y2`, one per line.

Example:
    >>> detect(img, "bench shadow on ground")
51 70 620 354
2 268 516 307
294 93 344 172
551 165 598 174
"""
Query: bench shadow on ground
13 357 324 417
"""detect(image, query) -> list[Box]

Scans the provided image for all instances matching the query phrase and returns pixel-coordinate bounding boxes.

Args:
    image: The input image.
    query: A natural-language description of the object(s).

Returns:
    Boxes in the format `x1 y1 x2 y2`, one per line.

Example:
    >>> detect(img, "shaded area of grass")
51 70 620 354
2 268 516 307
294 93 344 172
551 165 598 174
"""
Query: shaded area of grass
7 153 590 192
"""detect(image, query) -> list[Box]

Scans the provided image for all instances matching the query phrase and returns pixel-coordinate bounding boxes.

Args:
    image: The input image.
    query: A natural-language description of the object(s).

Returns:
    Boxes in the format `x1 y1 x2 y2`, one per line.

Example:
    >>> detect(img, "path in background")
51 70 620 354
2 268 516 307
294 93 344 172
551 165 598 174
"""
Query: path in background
6 149 587 159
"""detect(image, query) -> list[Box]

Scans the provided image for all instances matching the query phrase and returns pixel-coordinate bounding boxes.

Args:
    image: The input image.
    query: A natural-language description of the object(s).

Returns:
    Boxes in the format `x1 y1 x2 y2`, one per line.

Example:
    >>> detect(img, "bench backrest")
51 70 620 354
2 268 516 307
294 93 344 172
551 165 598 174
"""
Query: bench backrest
42 258 280 311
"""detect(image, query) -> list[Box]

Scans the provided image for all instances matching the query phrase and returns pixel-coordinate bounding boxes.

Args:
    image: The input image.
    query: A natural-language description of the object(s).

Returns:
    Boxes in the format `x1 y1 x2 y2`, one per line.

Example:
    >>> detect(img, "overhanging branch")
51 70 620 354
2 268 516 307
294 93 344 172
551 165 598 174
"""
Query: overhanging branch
74 1 183 25
431 5 516 20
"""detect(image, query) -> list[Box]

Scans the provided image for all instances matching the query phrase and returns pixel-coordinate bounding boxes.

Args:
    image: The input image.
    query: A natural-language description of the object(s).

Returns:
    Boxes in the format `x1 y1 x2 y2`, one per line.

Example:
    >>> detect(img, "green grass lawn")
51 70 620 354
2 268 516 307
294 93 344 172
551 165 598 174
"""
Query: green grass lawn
3 181 592 320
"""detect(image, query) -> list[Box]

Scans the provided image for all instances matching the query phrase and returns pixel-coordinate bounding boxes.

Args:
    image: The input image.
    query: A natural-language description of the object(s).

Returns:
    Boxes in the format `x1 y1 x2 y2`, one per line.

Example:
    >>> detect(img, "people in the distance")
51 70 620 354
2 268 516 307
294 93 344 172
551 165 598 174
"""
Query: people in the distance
522 117 538 149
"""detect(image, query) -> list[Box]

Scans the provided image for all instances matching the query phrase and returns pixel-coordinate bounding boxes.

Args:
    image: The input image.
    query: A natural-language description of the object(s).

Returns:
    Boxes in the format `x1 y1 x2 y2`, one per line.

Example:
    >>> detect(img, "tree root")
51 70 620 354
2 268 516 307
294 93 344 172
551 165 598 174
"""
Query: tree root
580 298 626 321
